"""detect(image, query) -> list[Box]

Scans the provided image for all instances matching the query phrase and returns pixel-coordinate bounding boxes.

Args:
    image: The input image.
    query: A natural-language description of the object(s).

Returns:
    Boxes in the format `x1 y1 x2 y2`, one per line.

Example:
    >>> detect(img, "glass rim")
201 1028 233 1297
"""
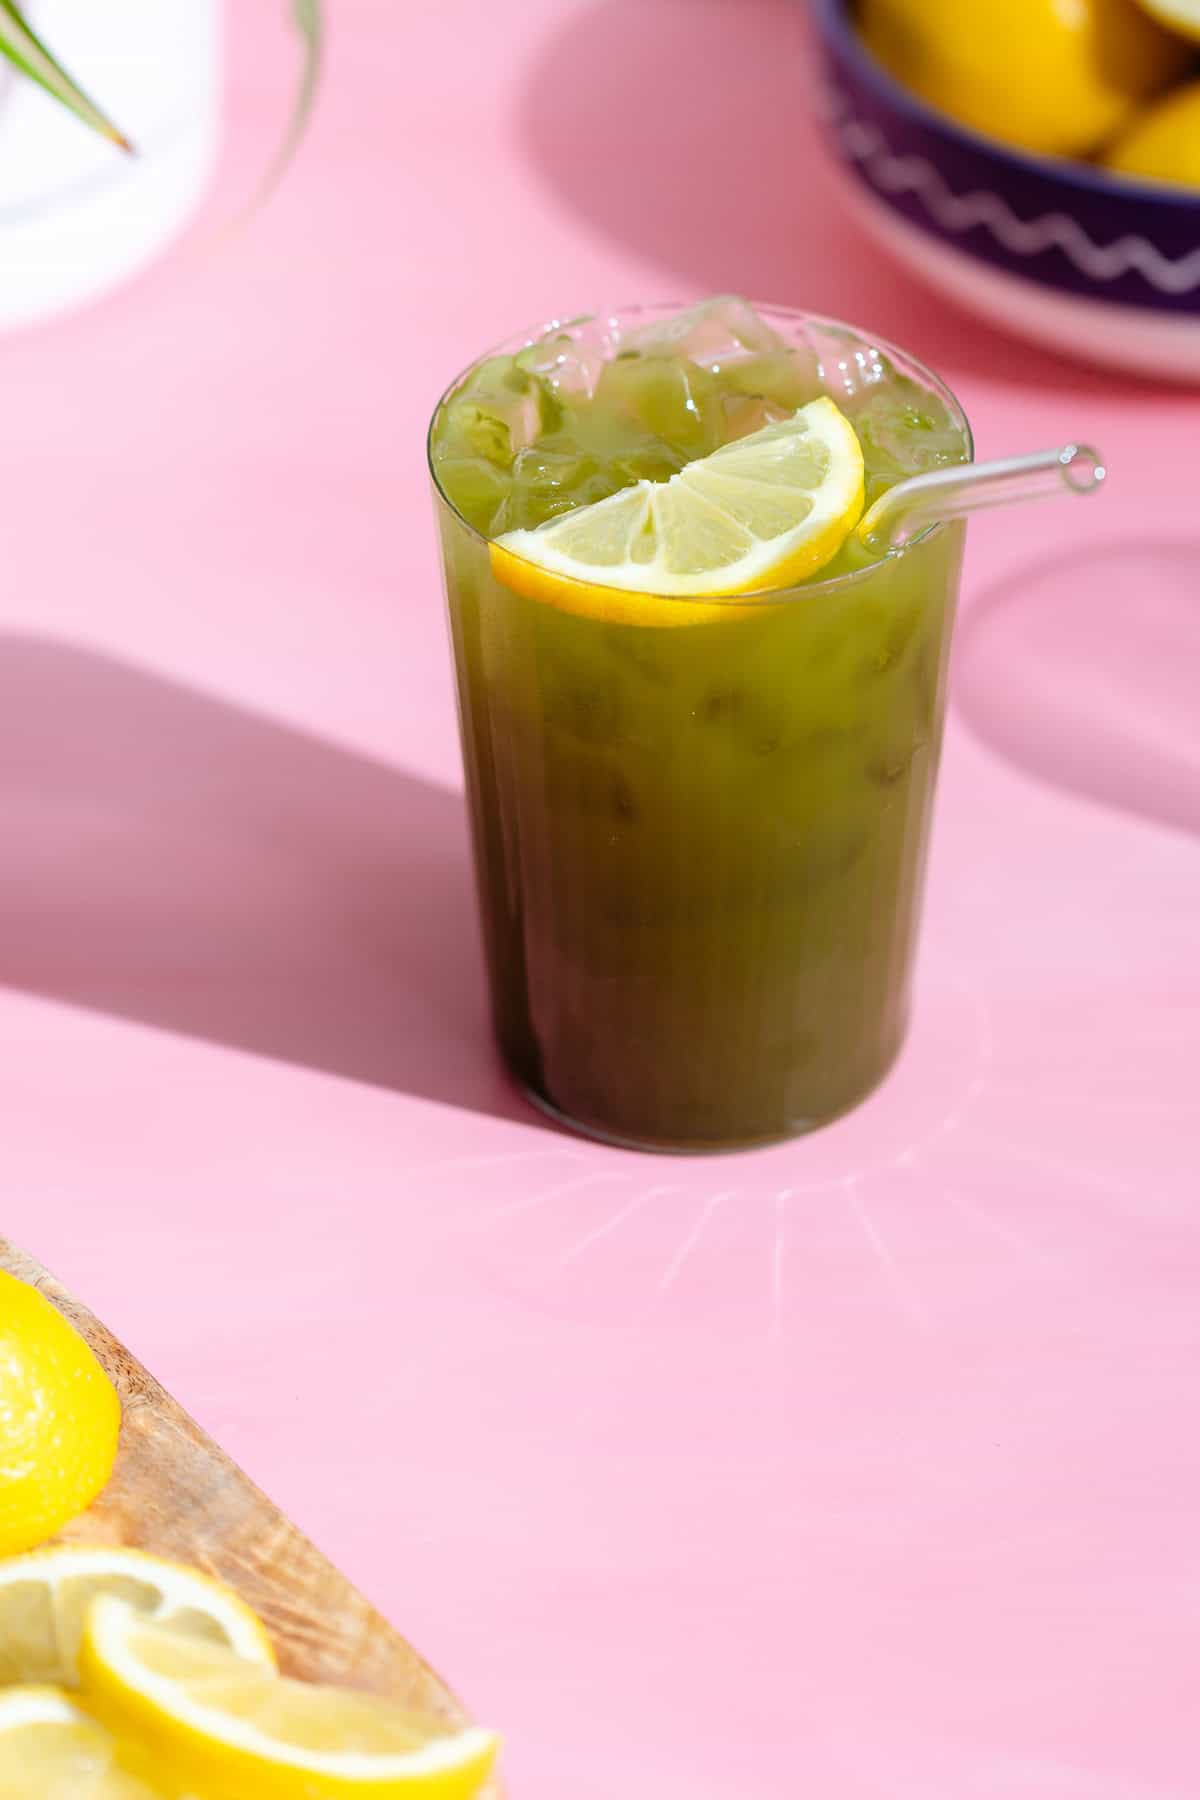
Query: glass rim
426 299 975 606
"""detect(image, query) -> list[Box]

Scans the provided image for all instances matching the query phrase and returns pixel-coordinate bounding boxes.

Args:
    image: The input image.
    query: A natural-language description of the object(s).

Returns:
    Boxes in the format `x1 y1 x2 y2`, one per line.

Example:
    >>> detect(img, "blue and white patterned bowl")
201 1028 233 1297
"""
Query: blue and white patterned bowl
811 0 1200 381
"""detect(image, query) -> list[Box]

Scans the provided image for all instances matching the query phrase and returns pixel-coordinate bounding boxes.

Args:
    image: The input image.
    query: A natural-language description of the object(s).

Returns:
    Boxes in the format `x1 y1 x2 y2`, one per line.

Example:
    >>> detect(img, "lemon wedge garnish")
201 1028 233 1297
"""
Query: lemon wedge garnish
0 1544 275 1689
491 396 864 626
0 1684 166 1798
80 1597 499 1800
0 1269 121 1555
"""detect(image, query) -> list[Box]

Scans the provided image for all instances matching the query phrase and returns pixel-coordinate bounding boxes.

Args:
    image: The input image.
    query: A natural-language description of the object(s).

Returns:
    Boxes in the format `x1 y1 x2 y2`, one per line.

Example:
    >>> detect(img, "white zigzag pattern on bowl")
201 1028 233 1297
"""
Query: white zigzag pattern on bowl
829 102 1200 296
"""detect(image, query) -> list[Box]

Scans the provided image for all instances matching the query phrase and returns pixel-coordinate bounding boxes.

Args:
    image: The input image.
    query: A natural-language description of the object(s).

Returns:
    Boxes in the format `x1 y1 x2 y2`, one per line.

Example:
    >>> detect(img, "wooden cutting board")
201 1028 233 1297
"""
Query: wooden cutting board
0 1239 501 1797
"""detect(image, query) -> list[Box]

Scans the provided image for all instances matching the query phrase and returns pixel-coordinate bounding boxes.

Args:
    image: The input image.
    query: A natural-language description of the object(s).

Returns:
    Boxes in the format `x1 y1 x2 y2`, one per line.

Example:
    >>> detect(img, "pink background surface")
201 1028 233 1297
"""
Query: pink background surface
3 3 1199 1795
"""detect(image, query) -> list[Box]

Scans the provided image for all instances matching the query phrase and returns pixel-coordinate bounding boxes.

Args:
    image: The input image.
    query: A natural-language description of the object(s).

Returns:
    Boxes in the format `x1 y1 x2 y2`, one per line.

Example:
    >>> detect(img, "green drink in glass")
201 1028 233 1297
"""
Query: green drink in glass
429 299 972 1152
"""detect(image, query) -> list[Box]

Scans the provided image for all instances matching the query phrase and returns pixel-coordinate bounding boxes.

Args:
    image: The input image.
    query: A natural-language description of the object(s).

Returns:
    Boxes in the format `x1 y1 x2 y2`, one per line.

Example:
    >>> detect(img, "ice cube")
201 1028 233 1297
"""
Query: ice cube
434 456 511 535
515 315 613 400
794 320 906 407
847 380 968 502
719 393 791 440
715 349 821 411
593 352 720 457
436 355 553 469
608 435 688 487
620 296 787 368
507 445 613 530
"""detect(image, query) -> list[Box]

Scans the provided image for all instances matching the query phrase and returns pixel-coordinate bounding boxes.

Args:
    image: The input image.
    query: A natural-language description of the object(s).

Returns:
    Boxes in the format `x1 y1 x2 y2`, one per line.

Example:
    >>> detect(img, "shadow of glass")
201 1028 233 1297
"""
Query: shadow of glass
953 541 1200 837
517 0 1126 395
0 635 536 1124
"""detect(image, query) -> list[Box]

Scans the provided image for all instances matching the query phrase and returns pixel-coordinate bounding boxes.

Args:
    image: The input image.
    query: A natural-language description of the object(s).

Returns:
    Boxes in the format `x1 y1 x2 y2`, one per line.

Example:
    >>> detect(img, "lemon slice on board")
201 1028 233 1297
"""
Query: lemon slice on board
0 1545 275 1688
0 1684 165 1798
491 396 864 626
81 1598 499 1800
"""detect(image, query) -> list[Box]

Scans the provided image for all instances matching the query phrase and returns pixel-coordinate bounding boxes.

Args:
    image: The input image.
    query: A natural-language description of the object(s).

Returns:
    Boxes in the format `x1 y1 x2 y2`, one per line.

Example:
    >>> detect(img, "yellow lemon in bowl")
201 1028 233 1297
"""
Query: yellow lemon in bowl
1131 0 1200 39
0 1269 121 1553
858 0 1192 158
1103 79 1200 187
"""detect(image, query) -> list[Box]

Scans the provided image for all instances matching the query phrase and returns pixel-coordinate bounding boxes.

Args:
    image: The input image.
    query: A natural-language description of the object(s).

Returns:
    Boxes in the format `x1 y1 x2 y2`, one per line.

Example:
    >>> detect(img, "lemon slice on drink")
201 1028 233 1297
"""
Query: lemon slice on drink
0 1545 275 1689
491 396 864 625
0 1685 167 1798
81 1598 499 1800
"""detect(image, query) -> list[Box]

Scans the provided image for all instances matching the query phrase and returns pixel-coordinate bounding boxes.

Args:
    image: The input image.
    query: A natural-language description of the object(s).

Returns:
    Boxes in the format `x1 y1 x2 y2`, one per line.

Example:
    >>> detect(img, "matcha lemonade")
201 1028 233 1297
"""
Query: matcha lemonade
430 300 971 1151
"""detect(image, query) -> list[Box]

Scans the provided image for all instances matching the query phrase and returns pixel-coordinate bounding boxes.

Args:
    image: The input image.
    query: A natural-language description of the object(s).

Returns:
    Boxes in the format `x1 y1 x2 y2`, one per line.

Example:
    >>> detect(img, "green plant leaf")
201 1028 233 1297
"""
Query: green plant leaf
0 0 132 150
260 0 323 199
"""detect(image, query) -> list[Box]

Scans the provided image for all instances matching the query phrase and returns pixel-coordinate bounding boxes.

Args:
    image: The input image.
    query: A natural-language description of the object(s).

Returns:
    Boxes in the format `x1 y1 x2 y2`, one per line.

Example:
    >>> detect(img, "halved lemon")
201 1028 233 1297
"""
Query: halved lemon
80 1598 499 1800
491 396 864 626
0 1545 275 1689
0 1684 165 1798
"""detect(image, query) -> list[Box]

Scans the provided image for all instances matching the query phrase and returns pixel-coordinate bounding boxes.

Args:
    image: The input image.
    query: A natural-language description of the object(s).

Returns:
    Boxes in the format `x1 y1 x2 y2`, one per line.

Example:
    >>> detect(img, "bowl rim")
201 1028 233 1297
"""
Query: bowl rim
813 0 1200 215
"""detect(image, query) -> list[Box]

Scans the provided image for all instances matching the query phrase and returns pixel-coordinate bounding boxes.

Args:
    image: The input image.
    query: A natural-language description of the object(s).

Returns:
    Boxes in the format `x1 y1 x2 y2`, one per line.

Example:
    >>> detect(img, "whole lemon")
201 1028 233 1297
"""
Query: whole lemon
0 1270 121 1553
1104 79 1200 187
1130 0 1200 41
859 0 1192 158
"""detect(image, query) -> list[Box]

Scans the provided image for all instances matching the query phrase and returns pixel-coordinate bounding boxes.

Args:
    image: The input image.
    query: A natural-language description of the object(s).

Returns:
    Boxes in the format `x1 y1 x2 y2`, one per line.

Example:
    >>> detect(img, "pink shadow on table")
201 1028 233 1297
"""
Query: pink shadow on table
954 541 1200 837
0 636 531 1122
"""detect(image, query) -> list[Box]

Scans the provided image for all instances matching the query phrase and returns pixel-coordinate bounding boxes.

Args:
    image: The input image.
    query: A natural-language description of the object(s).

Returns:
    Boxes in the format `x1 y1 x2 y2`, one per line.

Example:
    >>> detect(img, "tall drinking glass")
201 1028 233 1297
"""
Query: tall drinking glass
429 303 971 1152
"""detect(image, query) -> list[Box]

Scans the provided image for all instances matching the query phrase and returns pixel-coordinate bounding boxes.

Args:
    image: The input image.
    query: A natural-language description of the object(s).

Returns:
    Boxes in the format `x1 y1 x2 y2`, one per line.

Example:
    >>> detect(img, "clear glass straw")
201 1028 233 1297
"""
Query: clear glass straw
858 444 1106 553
